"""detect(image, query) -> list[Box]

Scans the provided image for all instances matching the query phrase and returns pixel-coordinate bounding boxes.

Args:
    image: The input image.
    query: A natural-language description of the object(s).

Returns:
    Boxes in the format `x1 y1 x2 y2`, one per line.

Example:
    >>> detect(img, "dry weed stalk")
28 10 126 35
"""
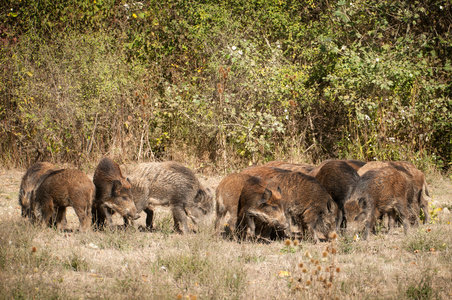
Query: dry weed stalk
289 233 340 299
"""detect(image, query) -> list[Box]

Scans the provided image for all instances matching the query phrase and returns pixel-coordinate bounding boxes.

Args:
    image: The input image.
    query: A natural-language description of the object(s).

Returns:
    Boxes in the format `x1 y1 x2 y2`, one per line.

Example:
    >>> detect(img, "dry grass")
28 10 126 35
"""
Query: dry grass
0 167 451 299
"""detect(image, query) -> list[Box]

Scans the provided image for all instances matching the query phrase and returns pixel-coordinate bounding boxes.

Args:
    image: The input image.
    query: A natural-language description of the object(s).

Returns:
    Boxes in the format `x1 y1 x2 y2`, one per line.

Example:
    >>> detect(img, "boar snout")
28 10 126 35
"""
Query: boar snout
124 208 140 220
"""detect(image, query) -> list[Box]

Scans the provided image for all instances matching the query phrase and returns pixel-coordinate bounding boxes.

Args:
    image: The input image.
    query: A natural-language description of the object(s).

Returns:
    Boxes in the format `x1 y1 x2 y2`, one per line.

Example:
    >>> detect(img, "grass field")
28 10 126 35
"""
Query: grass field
0 167 451 299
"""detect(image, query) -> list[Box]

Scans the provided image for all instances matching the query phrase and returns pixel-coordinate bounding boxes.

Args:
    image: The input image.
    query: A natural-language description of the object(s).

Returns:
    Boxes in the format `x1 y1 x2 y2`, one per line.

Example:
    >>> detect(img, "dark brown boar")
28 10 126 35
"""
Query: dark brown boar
92 157 140 228
32 169 95 232
344 167 411 239
264 171 338 243
311 160 360 231
19 162 59 219
214 173 287 240
390 161 430 224
128 162 214 234
309 159 366 177
358 161 426 226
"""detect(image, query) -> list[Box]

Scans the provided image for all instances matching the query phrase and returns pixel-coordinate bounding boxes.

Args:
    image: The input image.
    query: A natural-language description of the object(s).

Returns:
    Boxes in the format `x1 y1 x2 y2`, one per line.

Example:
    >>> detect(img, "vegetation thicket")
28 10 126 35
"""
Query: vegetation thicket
1 0 451 171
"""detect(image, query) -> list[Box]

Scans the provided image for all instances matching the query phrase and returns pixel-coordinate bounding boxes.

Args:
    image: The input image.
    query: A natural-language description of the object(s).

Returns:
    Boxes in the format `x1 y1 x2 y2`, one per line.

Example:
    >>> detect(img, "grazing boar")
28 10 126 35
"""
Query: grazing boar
128 162 214 234
309 159 366 177
390 161 430 224
311 160 360 231
344 167 412 239
214 173 287 240
19 162 59 219
32 169 95 232
242 166 338 241
264 172 338 242
92 157 140 228
358 161 428 226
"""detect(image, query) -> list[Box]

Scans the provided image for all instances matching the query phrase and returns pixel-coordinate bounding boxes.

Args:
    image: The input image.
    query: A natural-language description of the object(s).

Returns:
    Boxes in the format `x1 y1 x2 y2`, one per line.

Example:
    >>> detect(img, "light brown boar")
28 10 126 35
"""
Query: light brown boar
128 162 214 234
32 169 95 232
92 157 140 228
214 173 287 240
345 166 412 239
19 162 60 219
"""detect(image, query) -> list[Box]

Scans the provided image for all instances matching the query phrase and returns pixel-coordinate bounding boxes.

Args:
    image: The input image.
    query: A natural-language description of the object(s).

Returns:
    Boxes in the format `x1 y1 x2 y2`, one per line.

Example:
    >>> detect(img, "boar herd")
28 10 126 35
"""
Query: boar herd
18 157 430 243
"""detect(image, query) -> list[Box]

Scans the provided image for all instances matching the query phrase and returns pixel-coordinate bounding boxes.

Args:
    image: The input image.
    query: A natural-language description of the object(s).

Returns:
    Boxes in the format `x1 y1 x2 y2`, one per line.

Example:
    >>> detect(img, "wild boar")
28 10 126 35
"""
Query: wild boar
214 173 287 240
128 161 214 234
345 166 412 239
311 160 360 231
32 169 95 232
19 162 59 219
92 157 140 228
390 161 430 224
263 171 338 243
309 159 366 177
357 161 427 226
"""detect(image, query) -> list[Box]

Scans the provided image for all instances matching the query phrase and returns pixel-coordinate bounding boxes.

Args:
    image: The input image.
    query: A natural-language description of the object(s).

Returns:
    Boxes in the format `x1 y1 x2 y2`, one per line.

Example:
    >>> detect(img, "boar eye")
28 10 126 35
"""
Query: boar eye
122 196 128 201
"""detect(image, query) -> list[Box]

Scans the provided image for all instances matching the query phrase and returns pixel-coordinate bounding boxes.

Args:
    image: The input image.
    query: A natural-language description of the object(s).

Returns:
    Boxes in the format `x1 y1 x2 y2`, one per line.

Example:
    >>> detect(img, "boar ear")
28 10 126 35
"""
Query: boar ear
260 188 273 204
358 197 367 209
112 180 122 196
327 199 332 213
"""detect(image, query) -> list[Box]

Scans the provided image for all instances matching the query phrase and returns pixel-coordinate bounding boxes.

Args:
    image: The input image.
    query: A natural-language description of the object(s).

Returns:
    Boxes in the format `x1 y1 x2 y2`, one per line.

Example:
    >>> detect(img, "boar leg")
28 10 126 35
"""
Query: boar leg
73 205 92 232
55 207 70 231
227 206 238 235
144 207 154 230
387 212 394 234
399 206 410 235
214 209 227 236
408 199 420 227
420 195 430 224
362 212 375 240
39 196 55 228
103 207 113 227
307 225 320 243
172 206 190 234
245 215 256 239
336 209 344 232
234 213 251 240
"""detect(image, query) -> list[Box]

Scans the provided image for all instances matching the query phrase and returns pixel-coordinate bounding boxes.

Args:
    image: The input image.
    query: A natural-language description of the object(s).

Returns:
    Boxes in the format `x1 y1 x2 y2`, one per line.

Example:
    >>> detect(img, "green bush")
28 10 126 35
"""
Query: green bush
1 0 451 169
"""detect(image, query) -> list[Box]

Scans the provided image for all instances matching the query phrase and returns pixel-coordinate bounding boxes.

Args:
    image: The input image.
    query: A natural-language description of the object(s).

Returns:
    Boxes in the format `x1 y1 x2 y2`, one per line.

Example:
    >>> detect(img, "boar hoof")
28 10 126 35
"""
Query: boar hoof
138 225 153 232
